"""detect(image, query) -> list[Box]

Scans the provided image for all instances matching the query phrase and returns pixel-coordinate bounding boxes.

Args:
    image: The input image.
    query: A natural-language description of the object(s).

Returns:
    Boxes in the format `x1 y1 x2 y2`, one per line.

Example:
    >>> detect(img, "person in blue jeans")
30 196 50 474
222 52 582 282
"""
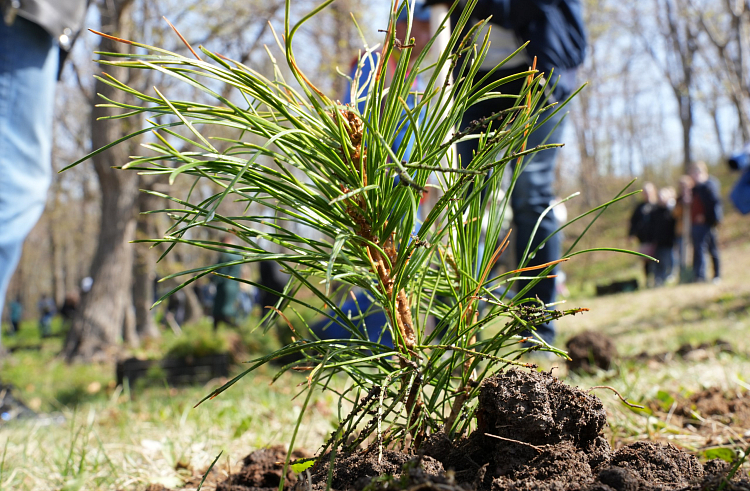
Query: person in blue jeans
311 3 431 346
689 161 722 283
425 0 587 344
0 1 88 346
652 187 676 286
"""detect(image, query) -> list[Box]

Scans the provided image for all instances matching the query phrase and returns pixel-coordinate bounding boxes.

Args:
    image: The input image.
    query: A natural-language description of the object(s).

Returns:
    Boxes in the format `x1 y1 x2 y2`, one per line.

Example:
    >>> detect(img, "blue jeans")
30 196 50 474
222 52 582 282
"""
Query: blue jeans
310 290 393 348
0 19 59 338
458 99 565 345
691 223 720 281
654 246 674 286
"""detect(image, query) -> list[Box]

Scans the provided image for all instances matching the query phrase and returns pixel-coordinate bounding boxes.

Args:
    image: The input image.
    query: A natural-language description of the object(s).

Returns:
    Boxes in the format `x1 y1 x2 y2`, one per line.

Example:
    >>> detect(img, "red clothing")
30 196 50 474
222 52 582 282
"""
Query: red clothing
691 192 705 224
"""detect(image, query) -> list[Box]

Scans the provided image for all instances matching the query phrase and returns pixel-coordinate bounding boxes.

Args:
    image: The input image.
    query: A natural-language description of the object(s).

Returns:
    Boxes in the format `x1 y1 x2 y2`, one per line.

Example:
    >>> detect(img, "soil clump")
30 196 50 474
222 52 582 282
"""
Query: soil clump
677 387 750 427
157 370 749 491
218 445 308 491
648 387 750 448
566 331 618 373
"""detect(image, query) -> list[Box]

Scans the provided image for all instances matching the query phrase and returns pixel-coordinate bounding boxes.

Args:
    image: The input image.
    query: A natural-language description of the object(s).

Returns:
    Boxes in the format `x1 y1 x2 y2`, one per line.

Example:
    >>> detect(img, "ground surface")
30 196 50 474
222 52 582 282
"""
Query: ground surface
1 238 749 490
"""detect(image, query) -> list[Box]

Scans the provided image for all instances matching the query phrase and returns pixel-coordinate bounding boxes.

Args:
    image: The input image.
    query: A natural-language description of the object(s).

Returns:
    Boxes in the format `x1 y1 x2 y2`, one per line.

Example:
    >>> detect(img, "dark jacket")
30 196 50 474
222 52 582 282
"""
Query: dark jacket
468 0 587 73
693 177 723 226
9 0 89 77
427 0 587 100
651 205 676 248
14 0 88 49
629 201 656 244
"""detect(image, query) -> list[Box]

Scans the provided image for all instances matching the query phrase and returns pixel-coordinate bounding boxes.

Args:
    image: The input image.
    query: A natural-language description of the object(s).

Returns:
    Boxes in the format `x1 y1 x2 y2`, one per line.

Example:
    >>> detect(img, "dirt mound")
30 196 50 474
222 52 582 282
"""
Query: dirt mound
168 370 749 491
300 452 445 491
609 441 703 487
217 445 307 491
476 368 608 448
647 387 750 447
423 370 746 491
421 369 611 489
680 387 750 425
566 331 618 373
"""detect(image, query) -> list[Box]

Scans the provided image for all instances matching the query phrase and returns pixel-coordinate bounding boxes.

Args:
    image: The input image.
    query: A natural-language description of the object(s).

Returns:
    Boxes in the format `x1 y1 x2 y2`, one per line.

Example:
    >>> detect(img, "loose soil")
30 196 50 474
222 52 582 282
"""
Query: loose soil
633 339 737 365
217 445 308 491
157 370 750 491
648 387 750 449
566 331 618 373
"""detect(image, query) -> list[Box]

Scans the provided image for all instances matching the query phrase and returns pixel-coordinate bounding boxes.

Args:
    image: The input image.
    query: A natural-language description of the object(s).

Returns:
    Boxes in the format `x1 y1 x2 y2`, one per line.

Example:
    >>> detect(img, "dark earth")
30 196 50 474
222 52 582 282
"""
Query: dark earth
150 369 750 491
647 386 750 449
565 331 618 373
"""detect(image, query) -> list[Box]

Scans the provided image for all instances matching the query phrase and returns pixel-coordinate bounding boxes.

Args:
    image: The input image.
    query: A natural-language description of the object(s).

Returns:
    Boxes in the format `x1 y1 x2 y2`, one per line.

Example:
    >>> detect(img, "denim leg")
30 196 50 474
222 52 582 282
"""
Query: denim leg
509 110 565 343
691 224 709 281
654 246 674 286
0 19 59 331
706 227 720 279
458 104 565 344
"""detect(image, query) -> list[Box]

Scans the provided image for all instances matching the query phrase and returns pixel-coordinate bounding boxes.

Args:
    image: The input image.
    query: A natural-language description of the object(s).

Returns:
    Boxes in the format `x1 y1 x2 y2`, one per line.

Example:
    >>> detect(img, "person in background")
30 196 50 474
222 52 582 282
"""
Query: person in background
0 0 89 346
342 1 431 157
673 175 693 281
689 161 722 283
8 296 22 335
37 294 55 338
59 290 79 331
310 3 432 347
628 182 658 287
212 236 243 331
424 0 587 345
652 187 676 286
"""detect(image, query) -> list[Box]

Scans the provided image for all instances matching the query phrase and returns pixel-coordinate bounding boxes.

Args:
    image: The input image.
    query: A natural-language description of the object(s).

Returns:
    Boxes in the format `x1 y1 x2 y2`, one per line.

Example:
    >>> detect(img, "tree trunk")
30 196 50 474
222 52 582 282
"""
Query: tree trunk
64 0 139 362
678 91 693 172
182 286 204 325
133 178 160 340
49 186 66 308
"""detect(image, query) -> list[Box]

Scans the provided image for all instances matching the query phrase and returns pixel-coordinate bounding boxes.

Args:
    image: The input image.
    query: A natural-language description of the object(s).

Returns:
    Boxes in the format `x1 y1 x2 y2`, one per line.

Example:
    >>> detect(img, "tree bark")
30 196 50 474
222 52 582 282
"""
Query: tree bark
49 185 66 308
64 0 139 362
182 286 204 325
132 177 161 340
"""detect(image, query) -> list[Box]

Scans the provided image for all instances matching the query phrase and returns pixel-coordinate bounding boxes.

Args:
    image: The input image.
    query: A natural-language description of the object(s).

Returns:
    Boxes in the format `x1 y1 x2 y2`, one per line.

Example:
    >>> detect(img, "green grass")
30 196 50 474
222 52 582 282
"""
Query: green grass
2 236 750 489
0 323 341 490
2 192 749 490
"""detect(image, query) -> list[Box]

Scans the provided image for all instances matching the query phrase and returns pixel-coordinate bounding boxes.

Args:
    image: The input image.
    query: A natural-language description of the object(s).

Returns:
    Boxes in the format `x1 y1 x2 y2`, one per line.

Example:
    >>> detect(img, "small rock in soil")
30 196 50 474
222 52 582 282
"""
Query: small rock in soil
596 466 640 491
566 331 618 373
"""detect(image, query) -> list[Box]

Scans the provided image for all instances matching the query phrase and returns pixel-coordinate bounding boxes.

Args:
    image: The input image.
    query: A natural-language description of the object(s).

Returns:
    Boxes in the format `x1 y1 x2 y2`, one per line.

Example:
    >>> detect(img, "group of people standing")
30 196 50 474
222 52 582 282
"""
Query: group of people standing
629 161 722 287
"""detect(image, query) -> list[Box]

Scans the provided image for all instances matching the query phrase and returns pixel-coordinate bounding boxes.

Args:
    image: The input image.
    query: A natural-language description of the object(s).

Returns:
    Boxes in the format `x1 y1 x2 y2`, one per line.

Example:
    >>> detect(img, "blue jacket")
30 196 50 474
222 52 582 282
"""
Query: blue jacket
427 0 587 99
343 54 424 160
694 177 723 226
468 0 587 73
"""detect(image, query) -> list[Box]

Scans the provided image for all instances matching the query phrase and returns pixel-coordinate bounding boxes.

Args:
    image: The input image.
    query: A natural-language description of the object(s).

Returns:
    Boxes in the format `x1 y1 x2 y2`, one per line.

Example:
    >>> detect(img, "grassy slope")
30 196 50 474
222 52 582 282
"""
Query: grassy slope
1 201 749 489
553 199 750 461
0 322 340 491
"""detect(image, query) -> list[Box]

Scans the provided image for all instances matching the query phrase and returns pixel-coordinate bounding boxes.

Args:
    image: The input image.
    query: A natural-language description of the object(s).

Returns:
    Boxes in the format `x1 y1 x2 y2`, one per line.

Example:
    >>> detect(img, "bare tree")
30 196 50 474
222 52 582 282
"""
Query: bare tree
695 0 750 143
64 0 140 361
649 0 699 172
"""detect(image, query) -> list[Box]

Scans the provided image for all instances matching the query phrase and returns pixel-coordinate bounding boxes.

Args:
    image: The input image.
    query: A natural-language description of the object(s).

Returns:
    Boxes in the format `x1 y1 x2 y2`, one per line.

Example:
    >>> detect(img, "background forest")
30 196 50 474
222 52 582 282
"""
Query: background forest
3 0 749 356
